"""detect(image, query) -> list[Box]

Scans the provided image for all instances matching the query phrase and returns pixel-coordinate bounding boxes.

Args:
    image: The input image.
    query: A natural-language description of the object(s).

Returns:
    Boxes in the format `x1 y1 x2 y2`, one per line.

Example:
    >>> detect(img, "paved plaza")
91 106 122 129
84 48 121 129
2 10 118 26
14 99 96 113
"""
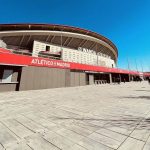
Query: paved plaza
0 82 150 150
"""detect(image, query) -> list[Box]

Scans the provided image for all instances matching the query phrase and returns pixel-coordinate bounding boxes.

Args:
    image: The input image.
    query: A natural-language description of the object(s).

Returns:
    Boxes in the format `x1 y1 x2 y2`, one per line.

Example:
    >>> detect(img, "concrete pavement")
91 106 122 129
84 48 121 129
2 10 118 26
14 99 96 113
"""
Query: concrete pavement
0 81 150 150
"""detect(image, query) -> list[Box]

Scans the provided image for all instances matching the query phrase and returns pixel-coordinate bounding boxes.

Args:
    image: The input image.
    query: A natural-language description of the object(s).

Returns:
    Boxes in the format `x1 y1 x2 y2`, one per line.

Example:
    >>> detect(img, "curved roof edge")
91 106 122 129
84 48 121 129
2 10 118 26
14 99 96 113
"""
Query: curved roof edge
0 23 118 57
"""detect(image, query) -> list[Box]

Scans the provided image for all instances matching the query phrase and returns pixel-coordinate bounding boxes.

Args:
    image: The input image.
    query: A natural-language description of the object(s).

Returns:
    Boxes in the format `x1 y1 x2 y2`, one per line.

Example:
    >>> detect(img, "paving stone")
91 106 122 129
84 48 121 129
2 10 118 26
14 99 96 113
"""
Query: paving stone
104 125 133 136
56 128 85 143
25 134 60 150
78 137 113 150
62 123 93 136
0 145 3 150
74 120 100 132
24 113 58 130
96 128 127 143
143 136 150 150
42 130 75 149
88 132 122 149
118 137 145 150
2 119 33 138
66 144 87 150
15 116 46 134
0 122 18 148
6 141 32 150
130 121 150 141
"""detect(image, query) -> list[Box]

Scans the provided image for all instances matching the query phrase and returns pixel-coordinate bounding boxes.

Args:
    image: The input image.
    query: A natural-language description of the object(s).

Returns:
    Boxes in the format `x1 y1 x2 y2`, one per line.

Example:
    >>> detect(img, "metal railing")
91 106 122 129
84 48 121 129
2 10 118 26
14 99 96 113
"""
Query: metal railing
5 48 61 60
94 80 107 84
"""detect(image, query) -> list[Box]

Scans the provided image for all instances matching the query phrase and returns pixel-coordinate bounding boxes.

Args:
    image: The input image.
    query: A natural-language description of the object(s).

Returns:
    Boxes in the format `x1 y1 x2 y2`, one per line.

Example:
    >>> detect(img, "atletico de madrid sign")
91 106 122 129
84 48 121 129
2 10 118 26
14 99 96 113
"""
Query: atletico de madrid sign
31 58 70 68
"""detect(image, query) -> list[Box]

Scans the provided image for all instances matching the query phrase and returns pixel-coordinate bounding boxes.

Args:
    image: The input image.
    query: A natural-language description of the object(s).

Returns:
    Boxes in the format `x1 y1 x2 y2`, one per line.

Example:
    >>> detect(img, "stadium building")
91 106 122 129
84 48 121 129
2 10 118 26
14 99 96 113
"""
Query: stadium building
0 24 146 92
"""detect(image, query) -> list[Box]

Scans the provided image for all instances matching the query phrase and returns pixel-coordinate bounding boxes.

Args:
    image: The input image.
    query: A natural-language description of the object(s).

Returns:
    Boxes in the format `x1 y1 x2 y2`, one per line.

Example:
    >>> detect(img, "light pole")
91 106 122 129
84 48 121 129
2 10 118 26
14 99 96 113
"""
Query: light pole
140 60 143 72
127 57 131 81
135 59 138 72
127 58 130 71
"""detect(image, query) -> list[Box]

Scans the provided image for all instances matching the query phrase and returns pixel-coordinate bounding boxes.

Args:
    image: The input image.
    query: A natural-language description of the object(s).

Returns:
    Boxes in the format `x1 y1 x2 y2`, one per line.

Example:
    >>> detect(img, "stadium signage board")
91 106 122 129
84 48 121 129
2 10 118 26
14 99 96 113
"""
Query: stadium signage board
31 58 70 68
78 47 96 55
78 47 110 58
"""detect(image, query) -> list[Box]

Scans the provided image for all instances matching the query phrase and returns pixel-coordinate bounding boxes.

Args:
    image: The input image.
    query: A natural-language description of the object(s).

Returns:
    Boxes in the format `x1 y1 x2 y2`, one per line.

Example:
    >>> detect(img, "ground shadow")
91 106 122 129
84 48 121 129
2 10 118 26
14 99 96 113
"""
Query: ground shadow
135 90 150 92
49 114 150 130
120 96 150 100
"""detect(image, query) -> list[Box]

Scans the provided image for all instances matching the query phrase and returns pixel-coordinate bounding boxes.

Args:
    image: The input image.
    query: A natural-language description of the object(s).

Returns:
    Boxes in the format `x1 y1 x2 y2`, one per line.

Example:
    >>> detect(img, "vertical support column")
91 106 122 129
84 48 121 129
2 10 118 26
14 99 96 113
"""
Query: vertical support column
109 73 112 84
128 74 131 82
119 74 121 82
89 74 94 85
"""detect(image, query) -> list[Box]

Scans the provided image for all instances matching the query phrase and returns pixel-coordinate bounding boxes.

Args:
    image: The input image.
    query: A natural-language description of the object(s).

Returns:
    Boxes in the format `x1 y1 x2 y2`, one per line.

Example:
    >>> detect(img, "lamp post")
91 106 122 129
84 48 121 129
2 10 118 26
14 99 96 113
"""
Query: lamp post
127 57 131 81
135 59 138 72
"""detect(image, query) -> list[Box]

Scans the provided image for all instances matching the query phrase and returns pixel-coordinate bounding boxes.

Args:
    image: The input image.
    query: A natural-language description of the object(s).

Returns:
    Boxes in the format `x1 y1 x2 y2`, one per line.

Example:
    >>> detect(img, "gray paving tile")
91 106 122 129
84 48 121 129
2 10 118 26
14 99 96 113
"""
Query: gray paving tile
62 123 93 136
104 125 133 136
0 145 3 150
2 119 33 138
6 141 32 150
0 122 18 148
66 144 87 150
56 128 85 143
78 137 113 150
42 130 75 149
143 136 150 150
24 113 58 130
15 116 46 134
88 132 121 149
130 121 150 141
96 128 127 143
118 137 145 150
25 134 60 150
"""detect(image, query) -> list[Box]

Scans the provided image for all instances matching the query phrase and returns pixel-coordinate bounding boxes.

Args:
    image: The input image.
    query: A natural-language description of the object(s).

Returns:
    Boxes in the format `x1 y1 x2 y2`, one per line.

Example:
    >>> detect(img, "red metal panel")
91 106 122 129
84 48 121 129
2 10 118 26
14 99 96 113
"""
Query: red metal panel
0 48 142 76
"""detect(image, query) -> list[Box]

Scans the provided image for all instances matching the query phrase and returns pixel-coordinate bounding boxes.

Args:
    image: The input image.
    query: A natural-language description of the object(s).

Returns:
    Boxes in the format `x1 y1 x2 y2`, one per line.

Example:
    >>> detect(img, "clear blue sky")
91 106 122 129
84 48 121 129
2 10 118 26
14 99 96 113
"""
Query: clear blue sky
0 0 150 71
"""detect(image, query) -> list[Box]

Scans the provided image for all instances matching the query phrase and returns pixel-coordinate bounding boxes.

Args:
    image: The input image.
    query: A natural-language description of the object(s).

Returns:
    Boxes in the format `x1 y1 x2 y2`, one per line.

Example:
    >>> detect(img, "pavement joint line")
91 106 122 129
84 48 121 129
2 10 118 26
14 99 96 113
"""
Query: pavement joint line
87 134 117 150
0 120 21 140
54 107 88 116
14 118 37 134
26 144 34 150
20 113 87 149
94 130 127 143
70 143 89 150
141 115 150 150
0 143 4 149
116 109 150 150
39 134 62 150
29 113 109 150
20 113 58 127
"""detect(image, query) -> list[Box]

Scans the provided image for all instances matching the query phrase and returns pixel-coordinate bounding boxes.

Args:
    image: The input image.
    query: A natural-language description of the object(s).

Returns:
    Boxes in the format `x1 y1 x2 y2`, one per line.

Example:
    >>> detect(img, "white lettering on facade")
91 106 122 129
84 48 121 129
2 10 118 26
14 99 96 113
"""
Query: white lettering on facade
78 47 96 55
31 58 70 68
78 47 110 58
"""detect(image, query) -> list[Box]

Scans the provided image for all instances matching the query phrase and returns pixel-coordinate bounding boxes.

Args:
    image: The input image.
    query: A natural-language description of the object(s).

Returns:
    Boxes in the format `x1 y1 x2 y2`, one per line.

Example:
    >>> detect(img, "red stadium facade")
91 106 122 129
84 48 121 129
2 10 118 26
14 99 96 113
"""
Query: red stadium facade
0 24 149 92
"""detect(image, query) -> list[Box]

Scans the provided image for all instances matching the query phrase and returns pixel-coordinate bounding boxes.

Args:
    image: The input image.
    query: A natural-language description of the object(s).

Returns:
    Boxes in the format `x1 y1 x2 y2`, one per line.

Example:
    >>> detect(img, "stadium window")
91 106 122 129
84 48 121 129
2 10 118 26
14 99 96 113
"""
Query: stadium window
46 45 50 51
2 69 13 83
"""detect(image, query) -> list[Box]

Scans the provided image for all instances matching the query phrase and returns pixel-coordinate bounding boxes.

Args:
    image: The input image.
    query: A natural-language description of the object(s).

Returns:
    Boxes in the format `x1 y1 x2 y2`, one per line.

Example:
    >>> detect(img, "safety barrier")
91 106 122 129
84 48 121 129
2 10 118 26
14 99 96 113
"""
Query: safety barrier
94 80 107 84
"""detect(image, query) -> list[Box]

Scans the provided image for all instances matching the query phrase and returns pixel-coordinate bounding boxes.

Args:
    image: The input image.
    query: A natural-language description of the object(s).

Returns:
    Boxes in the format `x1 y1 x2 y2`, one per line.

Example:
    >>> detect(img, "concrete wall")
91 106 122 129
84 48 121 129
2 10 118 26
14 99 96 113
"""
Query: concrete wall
70 71 86 87
0 65 22 92
0 84 17 92
19 67 86 91
89 74 94 85
0 65 87 91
